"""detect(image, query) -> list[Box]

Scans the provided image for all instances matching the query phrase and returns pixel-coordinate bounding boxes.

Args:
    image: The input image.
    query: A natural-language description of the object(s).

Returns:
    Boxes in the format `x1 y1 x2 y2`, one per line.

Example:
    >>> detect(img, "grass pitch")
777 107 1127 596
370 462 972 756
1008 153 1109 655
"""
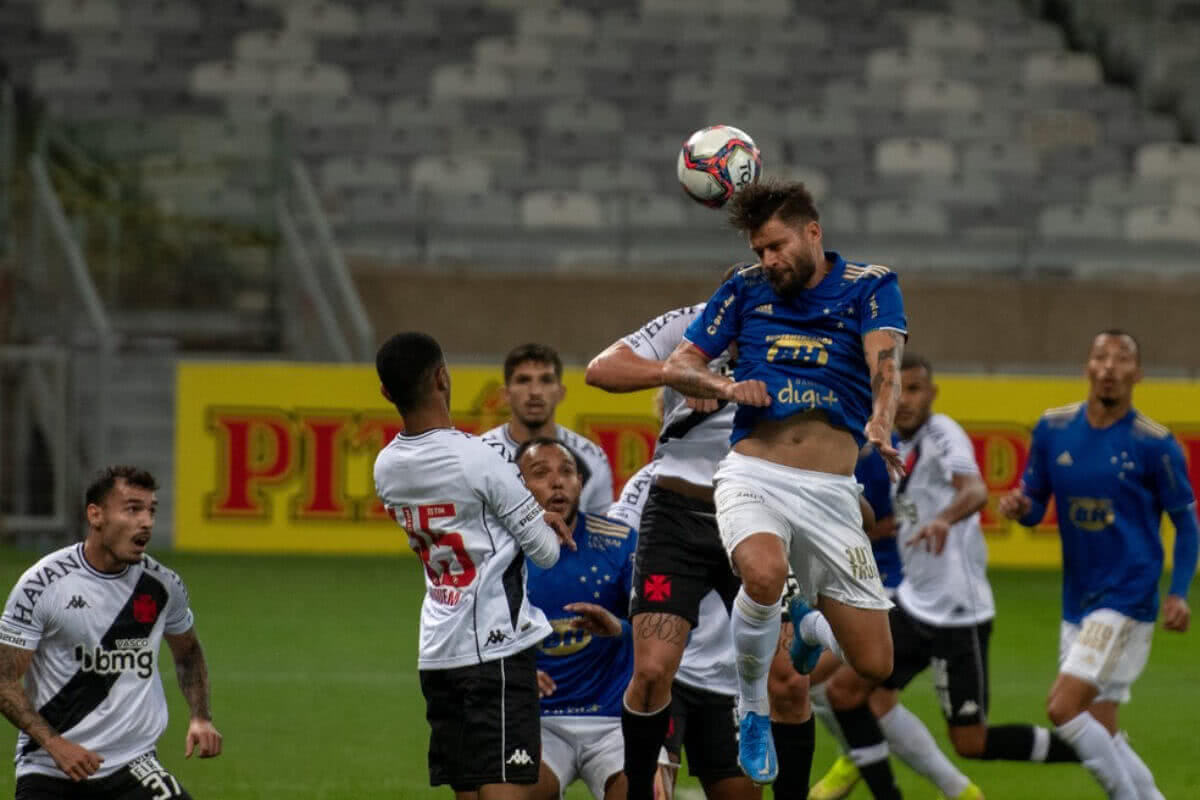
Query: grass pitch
0 549 1196 799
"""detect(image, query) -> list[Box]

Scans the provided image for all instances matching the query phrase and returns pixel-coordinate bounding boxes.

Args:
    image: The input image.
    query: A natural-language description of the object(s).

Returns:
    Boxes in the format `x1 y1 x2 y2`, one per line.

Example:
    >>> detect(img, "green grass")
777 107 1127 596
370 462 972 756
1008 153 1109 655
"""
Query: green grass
0 549 1196 799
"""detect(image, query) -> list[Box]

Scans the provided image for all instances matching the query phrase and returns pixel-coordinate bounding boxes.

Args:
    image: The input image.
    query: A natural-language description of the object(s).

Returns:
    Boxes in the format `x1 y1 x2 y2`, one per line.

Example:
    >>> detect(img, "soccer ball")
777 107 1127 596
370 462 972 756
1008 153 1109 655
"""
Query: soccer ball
676 125 763 208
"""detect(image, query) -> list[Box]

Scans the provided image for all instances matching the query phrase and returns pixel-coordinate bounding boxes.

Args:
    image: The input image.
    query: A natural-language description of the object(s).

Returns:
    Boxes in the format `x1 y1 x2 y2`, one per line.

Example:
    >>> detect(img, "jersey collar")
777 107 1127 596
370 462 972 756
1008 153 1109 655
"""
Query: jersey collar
808 251 846 296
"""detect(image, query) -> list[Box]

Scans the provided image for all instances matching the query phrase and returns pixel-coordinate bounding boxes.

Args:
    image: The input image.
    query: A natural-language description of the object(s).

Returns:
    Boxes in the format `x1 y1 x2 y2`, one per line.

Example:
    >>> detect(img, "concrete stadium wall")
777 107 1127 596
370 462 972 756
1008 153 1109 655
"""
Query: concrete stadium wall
355 269 1200 374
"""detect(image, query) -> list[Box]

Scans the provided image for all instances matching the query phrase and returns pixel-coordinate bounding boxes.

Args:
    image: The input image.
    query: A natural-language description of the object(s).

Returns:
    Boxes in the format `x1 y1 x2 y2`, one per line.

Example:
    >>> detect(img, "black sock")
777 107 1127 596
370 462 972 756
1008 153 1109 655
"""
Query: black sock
981 724 1081 763
833 705 901 799
772 718 816 799
622 702 672 800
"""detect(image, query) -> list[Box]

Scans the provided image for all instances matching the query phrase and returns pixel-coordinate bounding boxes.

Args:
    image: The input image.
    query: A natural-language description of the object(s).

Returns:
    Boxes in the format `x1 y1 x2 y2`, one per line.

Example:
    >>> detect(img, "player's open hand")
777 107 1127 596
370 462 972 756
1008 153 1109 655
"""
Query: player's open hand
997 489 1032 521
45 736 103 781
544 511 577 551
185 718 223 758
536 669 556 698
1163 594 1190 632
722 379 770 407
564 602 624 637
908 519 950 555
864 419 904 480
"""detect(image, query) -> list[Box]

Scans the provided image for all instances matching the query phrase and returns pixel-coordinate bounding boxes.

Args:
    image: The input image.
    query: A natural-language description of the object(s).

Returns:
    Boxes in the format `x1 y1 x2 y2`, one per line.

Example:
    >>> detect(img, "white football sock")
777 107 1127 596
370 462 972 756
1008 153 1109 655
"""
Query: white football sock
1055 713 1137 800
797 608 847 662
878 704 970 798
1112 732 1164 800
732 587 781 717
808 681 849 752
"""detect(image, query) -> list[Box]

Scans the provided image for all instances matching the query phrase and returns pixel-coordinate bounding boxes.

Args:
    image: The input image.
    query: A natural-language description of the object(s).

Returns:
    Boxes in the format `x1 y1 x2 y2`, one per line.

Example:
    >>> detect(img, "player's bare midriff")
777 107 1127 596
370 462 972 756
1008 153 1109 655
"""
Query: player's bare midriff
733 410 858 476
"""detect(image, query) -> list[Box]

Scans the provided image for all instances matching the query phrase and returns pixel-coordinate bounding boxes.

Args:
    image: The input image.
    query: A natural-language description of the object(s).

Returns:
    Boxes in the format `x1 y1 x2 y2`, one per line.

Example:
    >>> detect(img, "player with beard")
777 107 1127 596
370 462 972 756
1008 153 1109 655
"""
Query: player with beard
516 437 636 800
0 465 221 799
1000 331 1197 800
483 343 615 514
661 180 906 794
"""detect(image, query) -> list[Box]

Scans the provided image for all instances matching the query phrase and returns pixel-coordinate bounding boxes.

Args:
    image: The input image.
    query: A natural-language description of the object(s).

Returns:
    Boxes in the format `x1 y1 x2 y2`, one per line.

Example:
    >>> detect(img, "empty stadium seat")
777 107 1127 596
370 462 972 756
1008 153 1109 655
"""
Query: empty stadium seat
866 48 943 85
1087 172 1176 208
410 156 492 195
543 99 624 133
121 0 202 31
1024 51 1102 87
865 199 951 235
474 37 553 71
769 164 830 200
1135 142 1200 180
578 162 658 194
961 141 1039 176
875 138 957 177
39 0 121 31
521 190 607 228
904 13 987 51
431 63 513 101
617 193 689 228
319 155 403 192
284 2 360 36
1125 205 1200 242
516 8 595 41
359 3 438 35
1037 203 1122 239
784 106 859 139
273 63 351 98
190 60 273 96
903 79 982 111
234 31 315 65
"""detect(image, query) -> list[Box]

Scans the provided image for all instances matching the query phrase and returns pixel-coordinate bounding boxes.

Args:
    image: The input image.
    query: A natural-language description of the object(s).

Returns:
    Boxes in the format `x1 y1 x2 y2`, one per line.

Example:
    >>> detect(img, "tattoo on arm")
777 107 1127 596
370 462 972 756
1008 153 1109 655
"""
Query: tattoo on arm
0 646 57 746
170 634 213 721
663 345 730 400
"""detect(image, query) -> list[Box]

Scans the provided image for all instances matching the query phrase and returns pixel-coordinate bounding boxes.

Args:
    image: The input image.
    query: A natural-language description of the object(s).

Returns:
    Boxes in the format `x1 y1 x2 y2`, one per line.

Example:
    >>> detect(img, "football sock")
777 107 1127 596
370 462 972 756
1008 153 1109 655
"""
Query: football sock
1112 731 1165 800
835 704 902 800
622 699 673 800
808 681 849 752
771 718 815 799
1054 712 1137 800
980 724 1079 762
797 609 847 663
732 587 781 717
878 704 969 797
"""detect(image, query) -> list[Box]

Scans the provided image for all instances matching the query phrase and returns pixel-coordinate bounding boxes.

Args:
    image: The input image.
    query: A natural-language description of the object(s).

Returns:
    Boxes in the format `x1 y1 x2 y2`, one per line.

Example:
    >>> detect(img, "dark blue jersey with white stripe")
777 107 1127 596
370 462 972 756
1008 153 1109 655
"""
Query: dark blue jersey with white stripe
684 253 907 447
527 513 636 717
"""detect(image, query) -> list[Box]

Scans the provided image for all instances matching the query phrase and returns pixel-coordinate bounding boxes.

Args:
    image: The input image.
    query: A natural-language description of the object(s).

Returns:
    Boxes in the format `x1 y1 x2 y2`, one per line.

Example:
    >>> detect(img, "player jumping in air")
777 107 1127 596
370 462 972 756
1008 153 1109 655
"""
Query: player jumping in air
1 466 221 800
662 180 906 795
1000 330 1198 800
373 331 574 800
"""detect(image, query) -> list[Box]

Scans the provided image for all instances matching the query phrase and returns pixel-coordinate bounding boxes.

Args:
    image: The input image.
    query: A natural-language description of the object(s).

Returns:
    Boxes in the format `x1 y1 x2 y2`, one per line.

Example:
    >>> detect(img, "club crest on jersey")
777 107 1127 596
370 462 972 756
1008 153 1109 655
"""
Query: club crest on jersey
132 593 158 624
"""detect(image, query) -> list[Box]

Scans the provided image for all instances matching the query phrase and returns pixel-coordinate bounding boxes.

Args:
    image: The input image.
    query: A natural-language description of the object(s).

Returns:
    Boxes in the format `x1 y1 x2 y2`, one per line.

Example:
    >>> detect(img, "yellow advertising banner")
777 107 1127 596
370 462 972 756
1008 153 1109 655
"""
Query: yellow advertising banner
174 362 1200 566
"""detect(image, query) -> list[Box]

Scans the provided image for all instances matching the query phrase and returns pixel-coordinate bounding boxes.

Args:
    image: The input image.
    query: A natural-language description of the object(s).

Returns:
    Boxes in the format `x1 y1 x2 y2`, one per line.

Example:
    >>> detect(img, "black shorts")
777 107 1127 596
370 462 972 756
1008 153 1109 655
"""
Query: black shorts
881 603 993 727
419 647 541 791
663 681 742 783
630 487 740 627
15 752 191 799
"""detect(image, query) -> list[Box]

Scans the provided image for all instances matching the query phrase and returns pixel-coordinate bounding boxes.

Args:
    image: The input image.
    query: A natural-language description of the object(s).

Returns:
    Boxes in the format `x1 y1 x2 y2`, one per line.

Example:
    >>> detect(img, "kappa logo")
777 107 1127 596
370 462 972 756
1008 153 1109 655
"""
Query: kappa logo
506 748 534 766
958 700 980 718
643 574 672 602
1057 451 1074 466
485 629 511 647
65 595 89 610
753 303 774 315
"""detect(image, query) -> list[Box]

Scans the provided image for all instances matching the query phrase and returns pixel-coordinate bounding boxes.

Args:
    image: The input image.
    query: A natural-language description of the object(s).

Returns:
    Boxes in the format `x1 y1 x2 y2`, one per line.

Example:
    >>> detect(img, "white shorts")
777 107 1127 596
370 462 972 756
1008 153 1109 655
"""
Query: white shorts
1058 609 1153 703
541 715 623 799
713 451 892 612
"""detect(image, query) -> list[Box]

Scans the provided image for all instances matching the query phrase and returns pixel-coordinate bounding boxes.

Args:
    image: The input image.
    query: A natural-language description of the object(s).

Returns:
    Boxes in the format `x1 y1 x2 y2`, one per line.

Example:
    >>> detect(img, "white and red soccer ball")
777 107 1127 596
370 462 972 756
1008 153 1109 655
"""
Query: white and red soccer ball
676 124 763 208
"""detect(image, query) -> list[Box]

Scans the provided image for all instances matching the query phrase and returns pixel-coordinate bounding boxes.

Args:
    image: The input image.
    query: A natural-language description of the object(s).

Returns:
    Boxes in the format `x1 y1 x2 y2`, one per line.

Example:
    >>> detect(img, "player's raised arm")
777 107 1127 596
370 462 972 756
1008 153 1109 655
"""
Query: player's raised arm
0 644 102 781
862 328 905 477
586 341 665 393
164 628 222 758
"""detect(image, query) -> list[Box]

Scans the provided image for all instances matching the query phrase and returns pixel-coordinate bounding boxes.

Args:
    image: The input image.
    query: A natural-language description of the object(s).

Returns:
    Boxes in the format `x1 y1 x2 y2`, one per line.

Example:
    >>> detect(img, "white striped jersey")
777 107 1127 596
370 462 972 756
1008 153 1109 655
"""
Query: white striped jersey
621 304 734 488
893 413 996 626
0 544 194 780
481 423 615 514
606 463 736 697
374 428 559 670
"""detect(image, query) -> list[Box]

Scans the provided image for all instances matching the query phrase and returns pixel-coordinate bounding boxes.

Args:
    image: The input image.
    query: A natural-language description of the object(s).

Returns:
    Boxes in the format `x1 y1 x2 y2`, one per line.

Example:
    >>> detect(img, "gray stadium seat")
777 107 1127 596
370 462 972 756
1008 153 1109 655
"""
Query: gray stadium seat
273 63 351 98
578 162 658 194
875 137 957 177
1087 173 1176 208
516 8 595 41
1135 142 1200 180
359 3 438 35
543 99 624 133
961 141 1039 177
616 193 689 228
941 109 1022 143
1037 203 1122 239
904 13 987 51
865 199 950 236
320 155 404 193
819 198 862 235
823 78 904 111
120 0 202 31
858 108 947 140
866 48 944 85
505 66 587 101
474 36 553 71
1024 51 1102 87
911 173 1003 206
233 31 316 65
410 156 492 195
1125 205 1200 242
39 0 121 31
33 59 112 93
768 164 830 200
191 60 273 97
431 63 512 101
784 106 859 139
903 79 982 112
384 96 465 128
1043 143 1127 178
72 30 157 63
284 2 360 36
428 192 519 228
521 190 607 228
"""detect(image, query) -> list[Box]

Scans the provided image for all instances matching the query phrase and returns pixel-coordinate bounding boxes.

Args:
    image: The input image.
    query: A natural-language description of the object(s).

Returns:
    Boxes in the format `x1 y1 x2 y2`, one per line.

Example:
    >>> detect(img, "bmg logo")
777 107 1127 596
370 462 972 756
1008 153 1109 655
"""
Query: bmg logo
74 644 154 679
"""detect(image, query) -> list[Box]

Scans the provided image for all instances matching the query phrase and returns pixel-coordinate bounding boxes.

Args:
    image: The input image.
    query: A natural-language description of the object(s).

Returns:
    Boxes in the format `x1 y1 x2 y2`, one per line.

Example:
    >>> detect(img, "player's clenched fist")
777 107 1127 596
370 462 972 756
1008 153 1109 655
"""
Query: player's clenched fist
185 718 223 759
722 379 770 407
45 736 103 782
997 489 1032 520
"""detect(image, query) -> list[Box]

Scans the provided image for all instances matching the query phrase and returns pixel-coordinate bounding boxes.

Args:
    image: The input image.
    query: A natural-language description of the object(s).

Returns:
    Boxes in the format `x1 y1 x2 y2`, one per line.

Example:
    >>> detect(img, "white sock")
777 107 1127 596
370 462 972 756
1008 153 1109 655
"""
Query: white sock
808 681 849 752
1055 713 1137 800
878 704 970 798
797 608 846 662
732 587 781 717
1112 732 1164 800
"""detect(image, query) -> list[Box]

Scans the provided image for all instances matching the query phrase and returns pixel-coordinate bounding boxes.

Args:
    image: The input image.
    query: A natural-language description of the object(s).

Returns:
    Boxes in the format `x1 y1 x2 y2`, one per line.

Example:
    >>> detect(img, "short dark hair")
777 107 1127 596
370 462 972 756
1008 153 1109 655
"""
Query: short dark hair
901 352 933 378
85 465 157 508
376 331 445 414
514 436 577 468
1095 328 1140 364
503 343 563 384
727 179 820 234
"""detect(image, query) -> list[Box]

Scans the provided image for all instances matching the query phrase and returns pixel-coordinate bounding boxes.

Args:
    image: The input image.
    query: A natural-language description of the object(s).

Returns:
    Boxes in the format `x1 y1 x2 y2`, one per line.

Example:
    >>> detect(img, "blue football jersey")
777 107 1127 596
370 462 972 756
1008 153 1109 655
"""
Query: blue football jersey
857 448 903 590
684 254 907 447
526 512 636 717
1022 403 1196 623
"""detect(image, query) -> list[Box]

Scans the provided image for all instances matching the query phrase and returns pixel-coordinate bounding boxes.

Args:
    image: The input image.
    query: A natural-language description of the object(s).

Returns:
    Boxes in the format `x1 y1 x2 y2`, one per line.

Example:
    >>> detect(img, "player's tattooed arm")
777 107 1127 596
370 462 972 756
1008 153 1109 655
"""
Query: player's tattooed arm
165 629 212 721
0 643 57 745
863 329 906 478
663 340 730 399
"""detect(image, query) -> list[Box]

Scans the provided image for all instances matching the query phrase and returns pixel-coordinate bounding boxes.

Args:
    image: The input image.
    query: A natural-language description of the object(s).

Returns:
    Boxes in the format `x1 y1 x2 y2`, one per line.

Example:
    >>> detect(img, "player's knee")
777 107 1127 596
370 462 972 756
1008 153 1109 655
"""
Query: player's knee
737 557 787 607
1045 693 1081 727
852 649 893 686
768 671 809 721
629 658 674 699
949 726 987 759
